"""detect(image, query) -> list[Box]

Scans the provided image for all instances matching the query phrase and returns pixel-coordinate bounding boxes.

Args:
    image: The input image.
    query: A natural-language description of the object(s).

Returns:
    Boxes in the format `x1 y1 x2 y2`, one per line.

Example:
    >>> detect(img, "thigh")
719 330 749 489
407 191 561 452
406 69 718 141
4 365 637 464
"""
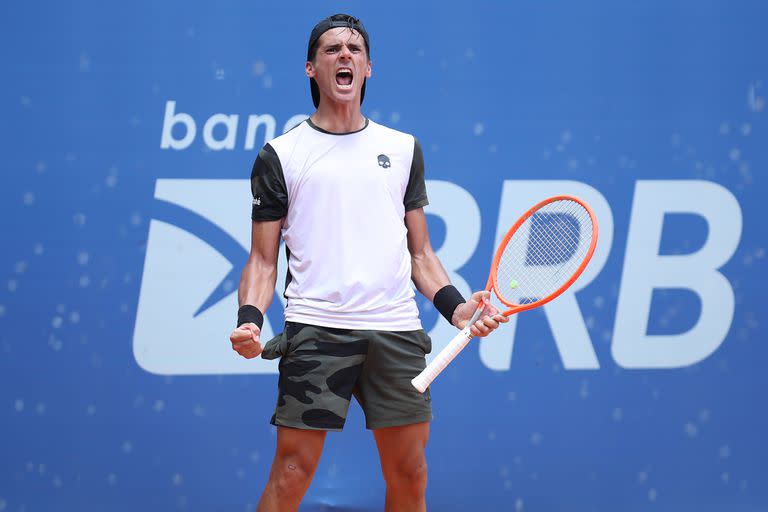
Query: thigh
373 422 430 471
272 322 369 431
355 329 433 430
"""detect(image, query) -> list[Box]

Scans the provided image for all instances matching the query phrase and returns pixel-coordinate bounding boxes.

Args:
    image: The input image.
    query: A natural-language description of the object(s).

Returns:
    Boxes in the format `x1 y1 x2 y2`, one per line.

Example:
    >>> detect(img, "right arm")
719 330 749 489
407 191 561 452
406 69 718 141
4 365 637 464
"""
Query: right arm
238 219 282 312
230 143 288 359
229 219 282 359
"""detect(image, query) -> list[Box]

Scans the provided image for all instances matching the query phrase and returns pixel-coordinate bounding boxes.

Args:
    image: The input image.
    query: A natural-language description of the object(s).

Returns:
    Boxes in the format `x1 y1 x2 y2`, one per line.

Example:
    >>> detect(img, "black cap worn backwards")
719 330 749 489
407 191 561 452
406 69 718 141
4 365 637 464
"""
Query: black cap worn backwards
307 14 370 108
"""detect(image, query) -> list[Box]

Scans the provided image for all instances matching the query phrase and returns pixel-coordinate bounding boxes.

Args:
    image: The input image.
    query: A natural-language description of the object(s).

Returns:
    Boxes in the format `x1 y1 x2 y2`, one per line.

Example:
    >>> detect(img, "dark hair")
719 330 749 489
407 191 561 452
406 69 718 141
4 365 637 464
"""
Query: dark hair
307 13 370 63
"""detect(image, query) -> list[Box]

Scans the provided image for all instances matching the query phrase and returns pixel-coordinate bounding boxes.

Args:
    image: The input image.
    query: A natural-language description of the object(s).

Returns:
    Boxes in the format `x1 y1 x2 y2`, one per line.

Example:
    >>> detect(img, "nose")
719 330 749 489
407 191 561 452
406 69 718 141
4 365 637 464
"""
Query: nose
339 44 352 59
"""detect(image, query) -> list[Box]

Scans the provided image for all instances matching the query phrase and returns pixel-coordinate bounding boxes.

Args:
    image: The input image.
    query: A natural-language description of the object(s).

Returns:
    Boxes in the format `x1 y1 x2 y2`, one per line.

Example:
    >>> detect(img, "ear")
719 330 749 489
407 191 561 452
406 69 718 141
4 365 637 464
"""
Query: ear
365 59 372 78
306 61 315 78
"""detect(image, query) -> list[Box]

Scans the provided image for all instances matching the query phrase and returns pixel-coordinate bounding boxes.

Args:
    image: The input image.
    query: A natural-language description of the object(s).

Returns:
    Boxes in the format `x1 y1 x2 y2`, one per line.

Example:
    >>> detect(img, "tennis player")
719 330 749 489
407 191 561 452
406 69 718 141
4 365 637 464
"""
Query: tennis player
228 14 508 511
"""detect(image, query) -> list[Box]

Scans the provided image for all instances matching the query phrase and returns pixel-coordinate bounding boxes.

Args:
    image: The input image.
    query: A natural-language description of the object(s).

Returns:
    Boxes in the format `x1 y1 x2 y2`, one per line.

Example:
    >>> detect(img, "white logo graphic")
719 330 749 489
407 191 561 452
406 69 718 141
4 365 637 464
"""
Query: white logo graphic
134 180 742 375
253 196 261 206
133 180 283 375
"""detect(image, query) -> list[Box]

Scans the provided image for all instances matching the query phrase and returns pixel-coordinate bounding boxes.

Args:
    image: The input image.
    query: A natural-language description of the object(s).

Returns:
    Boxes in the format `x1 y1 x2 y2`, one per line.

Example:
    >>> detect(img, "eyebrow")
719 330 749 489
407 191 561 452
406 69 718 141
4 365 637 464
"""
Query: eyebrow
322 42 363 50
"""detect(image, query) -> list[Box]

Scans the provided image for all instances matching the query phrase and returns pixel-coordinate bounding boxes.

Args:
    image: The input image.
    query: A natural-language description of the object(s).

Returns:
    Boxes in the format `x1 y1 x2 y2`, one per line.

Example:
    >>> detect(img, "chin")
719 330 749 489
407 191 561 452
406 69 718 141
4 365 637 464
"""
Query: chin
330 90 358 104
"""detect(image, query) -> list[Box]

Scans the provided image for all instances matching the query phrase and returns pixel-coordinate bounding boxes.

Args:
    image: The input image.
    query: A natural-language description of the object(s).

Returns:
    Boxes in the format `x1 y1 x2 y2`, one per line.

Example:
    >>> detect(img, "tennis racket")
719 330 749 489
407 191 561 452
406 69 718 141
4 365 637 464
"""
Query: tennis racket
412 195 599 393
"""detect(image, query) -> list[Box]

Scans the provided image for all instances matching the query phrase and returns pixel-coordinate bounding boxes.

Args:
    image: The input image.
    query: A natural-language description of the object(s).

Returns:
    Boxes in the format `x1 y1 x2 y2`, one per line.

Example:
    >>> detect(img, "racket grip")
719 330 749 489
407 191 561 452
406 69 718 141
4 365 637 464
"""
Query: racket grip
411 306 483 393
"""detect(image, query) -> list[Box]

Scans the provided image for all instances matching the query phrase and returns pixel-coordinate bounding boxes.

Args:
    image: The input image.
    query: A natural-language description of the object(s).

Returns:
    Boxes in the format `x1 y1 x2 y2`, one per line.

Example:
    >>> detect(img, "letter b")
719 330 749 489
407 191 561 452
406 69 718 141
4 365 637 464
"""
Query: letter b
613 181 742 368
160 101 196 150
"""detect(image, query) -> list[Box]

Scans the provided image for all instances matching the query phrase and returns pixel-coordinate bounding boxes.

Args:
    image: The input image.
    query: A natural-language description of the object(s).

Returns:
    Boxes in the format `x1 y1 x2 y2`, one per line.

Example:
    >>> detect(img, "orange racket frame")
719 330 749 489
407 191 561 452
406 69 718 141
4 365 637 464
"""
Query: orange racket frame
412 195 599 393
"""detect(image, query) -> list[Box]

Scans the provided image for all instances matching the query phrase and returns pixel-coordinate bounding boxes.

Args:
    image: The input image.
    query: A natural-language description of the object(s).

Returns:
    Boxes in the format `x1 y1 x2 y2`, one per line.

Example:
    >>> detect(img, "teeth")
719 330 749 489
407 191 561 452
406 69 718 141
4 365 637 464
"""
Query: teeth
336 67 354 89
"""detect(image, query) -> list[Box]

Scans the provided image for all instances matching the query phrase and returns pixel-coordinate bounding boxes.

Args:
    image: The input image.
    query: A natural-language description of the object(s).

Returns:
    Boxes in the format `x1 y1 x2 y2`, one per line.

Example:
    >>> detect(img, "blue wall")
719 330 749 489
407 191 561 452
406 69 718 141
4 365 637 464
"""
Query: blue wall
1 1 765 510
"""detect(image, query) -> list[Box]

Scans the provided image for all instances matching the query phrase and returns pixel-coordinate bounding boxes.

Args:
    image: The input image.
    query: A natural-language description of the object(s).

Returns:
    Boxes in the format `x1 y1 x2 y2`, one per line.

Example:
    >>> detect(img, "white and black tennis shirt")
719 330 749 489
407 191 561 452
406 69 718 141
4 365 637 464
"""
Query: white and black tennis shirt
250 118 429 331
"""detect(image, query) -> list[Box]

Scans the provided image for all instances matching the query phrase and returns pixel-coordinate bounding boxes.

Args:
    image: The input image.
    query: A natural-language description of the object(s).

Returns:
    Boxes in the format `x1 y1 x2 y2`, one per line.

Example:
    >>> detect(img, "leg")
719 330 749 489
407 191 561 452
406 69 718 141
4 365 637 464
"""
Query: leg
257 426 327 512
373 421 430 512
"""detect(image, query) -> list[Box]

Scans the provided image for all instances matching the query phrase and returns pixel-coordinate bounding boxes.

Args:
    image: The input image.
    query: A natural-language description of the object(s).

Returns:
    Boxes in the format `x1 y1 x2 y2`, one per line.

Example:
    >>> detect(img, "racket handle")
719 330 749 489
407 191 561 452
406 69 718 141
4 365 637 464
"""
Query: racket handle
411 306 483 393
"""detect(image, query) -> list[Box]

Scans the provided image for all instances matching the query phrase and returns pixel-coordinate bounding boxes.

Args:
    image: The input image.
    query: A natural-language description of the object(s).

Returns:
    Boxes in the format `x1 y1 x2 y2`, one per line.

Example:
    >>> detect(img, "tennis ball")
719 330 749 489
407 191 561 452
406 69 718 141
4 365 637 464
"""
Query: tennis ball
510 279 519 289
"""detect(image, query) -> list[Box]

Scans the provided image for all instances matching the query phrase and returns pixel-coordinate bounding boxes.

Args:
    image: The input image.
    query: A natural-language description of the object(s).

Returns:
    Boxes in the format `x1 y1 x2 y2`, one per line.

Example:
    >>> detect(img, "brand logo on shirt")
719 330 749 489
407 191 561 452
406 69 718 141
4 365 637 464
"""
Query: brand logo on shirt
377 154 391 169
253 196 262 206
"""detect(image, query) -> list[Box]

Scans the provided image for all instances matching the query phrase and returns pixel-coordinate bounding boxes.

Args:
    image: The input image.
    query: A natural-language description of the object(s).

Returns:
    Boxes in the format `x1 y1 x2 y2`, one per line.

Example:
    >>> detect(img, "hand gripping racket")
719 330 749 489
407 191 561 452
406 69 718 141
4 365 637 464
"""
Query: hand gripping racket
412 195 599 393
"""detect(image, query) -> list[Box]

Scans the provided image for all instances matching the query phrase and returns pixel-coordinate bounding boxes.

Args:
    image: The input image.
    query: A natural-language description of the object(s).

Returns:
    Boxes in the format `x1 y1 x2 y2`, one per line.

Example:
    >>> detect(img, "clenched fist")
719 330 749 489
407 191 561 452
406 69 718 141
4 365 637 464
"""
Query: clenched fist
229 323 264 359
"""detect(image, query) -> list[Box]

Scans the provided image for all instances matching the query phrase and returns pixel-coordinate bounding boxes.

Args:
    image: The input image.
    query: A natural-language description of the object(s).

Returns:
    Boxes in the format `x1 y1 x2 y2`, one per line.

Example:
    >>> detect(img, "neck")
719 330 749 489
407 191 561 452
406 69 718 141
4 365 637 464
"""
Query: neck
311 98 365 133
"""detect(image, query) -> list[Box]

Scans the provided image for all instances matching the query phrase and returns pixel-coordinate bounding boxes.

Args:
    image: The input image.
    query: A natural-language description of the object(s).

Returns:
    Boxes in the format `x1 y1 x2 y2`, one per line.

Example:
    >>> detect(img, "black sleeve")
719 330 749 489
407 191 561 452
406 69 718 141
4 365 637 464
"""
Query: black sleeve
250 144 288 221
404 137 429 211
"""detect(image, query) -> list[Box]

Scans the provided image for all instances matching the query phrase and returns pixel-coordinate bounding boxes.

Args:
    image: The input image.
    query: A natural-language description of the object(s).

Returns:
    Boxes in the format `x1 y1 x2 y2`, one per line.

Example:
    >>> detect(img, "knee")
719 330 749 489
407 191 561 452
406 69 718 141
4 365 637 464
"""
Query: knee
272 458 315 496
384 458 428 495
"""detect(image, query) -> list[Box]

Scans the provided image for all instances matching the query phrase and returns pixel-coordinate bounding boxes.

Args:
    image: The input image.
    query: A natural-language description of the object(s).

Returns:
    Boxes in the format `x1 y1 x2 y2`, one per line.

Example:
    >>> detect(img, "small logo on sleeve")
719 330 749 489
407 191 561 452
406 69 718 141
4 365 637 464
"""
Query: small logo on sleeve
253 196 262 206
377 154 391 169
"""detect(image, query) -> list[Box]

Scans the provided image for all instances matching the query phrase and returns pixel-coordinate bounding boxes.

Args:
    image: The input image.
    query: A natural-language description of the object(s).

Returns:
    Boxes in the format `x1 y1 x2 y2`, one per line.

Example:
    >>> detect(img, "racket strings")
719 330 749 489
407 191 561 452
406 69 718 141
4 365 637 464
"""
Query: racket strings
530 207 582 266
496 199 593 305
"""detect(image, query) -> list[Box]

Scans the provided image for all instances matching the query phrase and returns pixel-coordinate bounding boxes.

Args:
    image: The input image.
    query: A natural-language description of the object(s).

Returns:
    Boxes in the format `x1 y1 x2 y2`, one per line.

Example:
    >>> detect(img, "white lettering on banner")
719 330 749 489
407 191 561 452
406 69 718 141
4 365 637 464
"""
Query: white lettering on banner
612 181 742 368
244 115 276 150
203 114 239 150
423 181 481 364
477 181 613 370
159 100 308 151
132 179 741 375
160 101 196 150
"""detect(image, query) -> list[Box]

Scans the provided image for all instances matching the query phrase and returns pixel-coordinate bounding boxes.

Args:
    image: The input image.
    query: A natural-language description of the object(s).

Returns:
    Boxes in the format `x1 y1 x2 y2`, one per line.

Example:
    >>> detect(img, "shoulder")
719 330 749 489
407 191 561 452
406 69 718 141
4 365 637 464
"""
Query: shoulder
265 119 310 157
365 120 419 162
366 119 415 144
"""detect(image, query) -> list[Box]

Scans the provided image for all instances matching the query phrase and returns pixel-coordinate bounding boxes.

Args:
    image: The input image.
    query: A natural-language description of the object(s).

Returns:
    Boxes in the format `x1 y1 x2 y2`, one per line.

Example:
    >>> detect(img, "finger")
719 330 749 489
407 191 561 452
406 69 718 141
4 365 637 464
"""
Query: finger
229 330 251 343
496 314 510 323
243 349 261 359
230 333 251 345
482 304 503 320
486 304 501 315
238 339 261 351
481 316 500 329
473 320 492 337
242 343 264 359
470 290 490 305
236 343 260 356
232 339 255 351
230 326 254 341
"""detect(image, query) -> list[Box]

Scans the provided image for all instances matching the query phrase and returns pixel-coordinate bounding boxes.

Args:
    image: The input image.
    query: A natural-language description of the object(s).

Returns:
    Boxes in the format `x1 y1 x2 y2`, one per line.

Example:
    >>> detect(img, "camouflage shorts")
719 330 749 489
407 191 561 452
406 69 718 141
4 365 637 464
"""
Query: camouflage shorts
261 321 433 431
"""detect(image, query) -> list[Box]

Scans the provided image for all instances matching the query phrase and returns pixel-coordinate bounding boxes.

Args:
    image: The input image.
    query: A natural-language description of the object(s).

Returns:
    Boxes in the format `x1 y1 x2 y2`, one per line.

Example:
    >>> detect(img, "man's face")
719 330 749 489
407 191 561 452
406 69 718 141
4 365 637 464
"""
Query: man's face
307 27 371 107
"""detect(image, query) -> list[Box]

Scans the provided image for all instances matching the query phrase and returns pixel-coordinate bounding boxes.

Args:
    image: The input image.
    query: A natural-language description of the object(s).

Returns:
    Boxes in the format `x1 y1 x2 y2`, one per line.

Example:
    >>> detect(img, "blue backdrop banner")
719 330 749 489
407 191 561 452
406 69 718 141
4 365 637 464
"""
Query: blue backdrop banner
1 1 765 510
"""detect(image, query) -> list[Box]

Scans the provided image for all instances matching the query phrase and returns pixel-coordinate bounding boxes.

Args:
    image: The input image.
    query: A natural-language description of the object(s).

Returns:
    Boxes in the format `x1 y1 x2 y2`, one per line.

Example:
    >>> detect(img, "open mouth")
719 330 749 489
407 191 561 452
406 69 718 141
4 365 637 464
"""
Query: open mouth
335 68 354 88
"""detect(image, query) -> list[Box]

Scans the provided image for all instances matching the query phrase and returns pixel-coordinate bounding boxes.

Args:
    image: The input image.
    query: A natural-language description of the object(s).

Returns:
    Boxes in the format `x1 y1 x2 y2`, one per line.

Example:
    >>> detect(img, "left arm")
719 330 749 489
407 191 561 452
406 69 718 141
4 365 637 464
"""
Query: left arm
405 207 451 303
405 207 508 336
